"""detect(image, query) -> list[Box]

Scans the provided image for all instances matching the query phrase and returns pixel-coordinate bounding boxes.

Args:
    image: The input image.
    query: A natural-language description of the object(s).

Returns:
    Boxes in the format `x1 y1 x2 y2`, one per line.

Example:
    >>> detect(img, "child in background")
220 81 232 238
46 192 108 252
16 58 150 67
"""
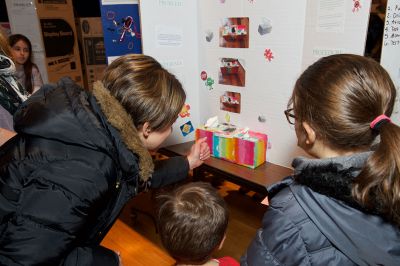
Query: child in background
8 34 43 94
157 181 239 266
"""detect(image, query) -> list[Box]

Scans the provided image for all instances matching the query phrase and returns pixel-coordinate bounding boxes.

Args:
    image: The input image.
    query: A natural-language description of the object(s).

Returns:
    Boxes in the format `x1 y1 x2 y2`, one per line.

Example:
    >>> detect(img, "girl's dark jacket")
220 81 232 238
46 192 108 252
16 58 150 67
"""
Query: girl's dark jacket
241 152 400 266
0 78 189 265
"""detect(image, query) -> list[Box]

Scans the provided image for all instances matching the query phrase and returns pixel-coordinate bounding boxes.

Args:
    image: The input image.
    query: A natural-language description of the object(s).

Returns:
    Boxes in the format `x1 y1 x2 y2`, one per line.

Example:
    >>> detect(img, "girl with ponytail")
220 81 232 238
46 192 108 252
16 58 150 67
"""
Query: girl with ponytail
242 54 400 266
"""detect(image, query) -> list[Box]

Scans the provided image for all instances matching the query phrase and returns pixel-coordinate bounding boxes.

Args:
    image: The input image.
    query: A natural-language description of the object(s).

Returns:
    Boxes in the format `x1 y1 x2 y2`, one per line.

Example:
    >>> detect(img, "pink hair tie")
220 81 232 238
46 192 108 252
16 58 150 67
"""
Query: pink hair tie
370 114 391 131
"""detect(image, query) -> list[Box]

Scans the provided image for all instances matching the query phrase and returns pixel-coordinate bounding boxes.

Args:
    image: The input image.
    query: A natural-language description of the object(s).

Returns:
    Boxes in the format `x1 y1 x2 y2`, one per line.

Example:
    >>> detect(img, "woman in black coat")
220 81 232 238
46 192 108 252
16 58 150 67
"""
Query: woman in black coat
0 54 209 265
242 54 400 265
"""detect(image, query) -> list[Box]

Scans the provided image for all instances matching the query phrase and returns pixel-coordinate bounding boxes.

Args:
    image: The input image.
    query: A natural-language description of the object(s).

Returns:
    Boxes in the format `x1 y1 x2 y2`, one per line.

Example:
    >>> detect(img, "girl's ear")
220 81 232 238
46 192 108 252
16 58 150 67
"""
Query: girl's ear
302 121 316 145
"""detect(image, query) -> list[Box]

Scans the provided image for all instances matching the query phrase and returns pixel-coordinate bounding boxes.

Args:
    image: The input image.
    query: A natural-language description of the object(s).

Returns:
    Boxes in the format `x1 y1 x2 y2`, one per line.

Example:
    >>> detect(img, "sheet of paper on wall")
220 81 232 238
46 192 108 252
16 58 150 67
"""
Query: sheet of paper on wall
381 0 400 124
156 25 183 47
317 0 345 33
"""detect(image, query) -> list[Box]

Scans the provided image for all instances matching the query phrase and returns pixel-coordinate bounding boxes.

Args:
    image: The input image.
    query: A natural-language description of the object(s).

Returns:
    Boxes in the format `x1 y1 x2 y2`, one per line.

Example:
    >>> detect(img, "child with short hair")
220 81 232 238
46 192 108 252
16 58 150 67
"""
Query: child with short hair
157 182 239 266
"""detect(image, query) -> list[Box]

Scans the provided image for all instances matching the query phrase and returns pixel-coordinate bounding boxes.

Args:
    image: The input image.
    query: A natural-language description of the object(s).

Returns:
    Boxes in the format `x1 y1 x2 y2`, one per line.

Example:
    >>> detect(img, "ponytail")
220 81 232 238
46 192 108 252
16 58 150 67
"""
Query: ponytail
292 54 400 226
353 122 400 226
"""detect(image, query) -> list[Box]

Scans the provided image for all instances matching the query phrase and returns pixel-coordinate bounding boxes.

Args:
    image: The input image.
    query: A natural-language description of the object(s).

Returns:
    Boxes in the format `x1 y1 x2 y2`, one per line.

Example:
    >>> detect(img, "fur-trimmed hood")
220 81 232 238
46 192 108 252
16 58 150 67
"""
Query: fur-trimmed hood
258 152 400 266
92 81 154 182
292 152 376 213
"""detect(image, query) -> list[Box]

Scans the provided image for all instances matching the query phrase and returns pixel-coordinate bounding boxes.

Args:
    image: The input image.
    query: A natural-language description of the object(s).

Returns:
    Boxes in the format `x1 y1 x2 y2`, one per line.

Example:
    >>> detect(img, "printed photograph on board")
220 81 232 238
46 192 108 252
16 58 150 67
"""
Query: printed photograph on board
218 57 246 87
219 17 249 48
220 91 241 113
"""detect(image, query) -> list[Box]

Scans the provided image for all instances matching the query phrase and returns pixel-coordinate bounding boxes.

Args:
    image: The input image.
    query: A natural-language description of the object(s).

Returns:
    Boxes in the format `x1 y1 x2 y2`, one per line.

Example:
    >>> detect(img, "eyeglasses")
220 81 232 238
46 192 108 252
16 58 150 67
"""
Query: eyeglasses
284 108 296 125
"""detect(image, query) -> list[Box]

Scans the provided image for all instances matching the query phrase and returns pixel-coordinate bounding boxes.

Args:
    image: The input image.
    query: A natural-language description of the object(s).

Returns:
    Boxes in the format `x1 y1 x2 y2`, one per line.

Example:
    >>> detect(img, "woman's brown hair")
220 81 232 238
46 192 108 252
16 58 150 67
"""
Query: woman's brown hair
102 54 186 131
290 54 400 226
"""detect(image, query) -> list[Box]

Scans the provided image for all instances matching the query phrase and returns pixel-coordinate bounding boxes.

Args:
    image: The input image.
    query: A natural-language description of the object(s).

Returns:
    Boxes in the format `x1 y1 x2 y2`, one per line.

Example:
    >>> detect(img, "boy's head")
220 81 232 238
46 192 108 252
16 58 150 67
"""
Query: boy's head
157 182 229 264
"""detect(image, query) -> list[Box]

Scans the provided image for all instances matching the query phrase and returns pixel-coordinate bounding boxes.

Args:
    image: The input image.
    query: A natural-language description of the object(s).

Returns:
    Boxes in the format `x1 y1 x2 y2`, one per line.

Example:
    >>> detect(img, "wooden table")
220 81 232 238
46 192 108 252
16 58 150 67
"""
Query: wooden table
158 141 293 194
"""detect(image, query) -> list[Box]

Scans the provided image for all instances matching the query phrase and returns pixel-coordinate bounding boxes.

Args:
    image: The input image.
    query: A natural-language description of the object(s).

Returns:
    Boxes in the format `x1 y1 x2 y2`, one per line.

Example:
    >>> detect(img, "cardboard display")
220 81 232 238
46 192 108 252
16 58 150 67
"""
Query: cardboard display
76 17 107 90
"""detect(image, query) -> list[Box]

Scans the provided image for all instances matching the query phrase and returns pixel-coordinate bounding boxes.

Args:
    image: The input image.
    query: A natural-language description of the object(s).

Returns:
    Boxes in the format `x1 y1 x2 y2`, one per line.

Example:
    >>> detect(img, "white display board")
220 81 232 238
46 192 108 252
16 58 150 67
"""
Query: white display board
140 0 200 147
140 0 371 167
381 0 400 124
196 1 308 167
302 0 372 68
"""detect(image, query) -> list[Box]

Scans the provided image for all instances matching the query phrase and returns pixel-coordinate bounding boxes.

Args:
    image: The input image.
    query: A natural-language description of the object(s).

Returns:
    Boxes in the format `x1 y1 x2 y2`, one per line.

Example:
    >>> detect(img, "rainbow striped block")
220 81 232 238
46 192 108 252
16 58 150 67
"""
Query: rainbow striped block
196 127 267 169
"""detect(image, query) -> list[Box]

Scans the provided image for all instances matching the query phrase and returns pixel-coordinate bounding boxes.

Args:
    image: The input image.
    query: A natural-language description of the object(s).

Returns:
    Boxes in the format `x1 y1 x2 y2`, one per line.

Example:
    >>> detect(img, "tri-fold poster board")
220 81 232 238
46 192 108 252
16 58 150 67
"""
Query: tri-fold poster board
140 0 374 167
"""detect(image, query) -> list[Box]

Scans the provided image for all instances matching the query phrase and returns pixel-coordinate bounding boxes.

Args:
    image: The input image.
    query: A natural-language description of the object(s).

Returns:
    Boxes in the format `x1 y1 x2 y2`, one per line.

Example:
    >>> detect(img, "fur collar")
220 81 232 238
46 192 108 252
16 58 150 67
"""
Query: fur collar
293 152 373 211
92 81 154 182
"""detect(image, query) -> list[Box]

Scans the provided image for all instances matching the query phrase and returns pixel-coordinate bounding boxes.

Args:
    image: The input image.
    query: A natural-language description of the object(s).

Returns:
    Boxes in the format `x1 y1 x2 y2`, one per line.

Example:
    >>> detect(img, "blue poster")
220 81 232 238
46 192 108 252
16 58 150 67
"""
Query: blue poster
99 3 142 63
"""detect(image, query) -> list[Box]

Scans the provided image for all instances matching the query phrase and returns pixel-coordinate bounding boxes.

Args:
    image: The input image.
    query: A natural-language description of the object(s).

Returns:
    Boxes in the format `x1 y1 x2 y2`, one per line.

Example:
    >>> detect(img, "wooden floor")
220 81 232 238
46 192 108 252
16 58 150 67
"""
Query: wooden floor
101 219 175 266
113 175 268 262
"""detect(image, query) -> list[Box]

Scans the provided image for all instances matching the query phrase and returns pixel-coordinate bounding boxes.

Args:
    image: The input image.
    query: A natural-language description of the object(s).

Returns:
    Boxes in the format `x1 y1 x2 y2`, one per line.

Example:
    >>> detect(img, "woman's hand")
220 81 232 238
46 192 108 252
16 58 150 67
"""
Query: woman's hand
187 137 211 170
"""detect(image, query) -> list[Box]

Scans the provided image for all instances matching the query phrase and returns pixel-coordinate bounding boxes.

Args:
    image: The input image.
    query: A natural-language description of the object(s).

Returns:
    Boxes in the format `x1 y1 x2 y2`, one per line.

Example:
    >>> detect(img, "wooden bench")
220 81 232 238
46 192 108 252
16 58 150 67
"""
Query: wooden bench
101 219 174 266
158 141 293 194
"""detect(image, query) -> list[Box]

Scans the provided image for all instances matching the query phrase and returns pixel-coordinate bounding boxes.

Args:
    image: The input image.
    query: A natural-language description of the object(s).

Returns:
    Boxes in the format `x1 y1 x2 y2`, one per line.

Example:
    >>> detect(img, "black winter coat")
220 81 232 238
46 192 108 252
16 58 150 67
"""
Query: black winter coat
241 152 400 266
0 78 189 265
